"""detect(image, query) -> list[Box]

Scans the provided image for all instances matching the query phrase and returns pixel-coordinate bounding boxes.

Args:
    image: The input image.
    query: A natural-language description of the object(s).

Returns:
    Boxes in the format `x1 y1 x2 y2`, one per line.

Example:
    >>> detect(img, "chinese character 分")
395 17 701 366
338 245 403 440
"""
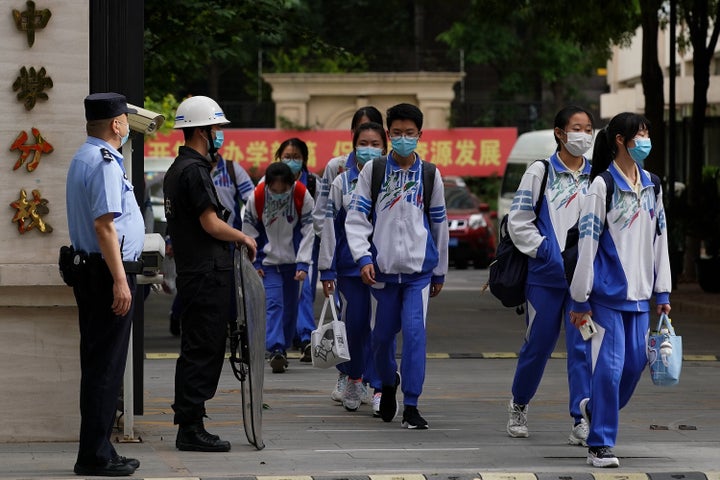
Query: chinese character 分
10 188 53 234
12 1 52 47
10 128 54 172
13 66 53 111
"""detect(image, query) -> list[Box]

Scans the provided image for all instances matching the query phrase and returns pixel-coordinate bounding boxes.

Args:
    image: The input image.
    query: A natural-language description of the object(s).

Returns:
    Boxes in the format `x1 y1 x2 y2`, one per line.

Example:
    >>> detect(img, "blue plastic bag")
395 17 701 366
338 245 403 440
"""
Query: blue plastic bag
647 313 682 386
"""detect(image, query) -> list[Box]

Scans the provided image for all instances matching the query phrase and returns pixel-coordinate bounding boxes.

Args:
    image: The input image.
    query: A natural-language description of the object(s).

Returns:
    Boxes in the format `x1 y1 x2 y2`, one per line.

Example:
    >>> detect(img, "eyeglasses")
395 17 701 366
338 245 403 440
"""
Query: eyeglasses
389 130 419 138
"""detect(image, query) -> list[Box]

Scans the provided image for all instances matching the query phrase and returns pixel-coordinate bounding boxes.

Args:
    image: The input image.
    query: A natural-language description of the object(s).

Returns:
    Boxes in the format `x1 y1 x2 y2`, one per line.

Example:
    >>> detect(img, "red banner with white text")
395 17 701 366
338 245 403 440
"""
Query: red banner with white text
144 128 517 177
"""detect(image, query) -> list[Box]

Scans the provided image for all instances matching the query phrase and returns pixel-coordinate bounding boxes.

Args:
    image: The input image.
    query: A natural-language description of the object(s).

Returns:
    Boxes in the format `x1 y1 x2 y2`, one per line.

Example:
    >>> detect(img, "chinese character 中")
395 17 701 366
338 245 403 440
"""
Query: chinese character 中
12 1 52 47
10 128 54 172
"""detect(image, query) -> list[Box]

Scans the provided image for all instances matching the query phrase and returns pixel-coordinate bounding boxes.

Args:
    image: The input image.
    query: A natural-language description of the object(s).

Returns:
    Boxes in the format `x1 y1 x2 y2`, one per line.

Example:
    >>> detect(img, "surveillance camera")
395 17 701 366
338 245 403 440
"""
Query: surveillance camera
127 104 165 135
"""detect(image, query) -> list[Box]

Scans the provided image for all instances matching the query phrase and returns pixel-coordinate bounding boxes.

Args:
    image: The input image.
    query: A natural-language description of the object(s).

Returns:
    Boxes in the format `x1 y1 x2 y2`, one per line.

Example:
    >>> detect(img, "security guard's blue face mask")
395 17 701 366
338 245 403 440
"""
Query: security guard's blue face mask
213 130 224 149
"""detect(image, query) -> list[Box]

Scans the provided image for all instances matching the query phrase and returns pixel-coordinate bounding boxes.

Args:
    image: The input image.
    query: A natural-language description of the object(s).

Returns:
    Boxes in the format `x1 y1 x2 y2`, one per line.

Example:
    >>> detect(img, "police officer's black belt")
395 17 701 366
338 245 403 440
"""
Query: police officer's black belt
87 252 143 274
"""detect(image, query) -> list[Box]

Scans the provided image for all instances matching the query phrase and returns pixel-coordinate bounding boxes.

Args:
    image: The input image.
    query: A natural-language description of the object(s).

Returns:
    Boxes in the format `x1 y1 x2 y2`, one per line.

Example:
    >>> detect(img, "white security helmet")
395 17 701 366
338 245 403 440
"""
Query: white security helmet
173 95 230 128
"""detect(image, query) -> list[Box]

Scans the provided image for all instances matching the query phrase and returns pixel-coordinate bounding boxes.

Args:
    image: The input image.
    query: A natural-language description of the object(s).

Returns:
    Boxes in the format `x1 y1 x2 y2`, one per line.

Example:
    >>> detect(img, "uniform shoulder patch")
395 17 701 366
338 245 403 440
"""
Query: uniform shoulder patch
100 148 114 162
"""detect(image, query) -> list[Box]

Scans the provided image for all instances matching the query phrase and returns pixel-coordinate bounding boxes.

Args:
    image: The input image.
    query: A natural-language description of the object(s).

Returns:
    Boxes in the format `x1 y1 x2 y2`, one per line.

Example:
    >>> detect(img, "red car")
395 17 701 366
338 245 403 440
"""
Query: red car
444 177 497 269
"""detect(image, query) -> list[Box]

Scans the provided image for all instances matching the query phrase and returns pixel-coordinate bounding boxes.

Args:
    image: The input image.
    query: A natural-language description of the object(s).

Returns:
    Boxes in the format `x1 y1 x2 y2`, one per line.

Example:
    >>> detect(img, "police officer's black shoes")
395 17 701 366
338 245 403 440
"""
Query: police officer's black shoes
73 458 136 476
113 455 140 470
176 424 231 452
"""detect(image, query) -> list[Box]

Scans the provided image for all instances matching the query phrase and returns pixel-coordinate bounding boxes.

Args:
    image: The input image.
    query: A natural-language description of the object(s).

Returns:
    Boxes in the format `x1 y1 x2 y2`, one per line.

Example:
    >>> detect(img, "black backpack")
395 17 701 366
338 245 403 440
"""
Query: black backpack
486 160 548 309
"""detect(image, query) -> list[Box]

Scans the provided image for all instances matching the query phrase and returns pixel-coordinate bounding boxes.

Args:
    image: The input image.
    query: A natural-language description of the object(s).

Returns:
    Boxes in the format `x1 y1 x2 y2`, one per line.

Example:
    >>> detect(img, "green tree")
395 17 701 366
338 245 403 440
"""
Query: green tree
437 0 639 125
144 0 303 100
679 0 720 271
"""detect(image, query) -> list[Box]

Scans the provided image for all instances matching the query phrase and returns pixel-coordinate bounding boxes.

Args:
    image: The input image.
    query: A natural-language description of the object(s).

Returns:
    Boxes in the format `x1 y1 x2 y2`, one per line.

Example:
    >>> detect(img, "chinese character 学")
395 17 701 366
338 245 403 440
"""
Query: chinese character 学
13 66 53 110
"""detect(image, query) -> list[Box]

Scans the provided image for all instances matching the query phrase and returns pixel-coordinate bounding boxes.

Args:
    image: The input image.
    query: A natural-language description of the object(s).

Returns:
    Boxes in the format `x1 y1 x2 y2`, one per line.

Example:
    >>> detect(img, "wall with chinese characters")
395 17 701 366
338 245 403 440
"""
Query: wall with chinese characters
1 1 87 284
0 1 89 441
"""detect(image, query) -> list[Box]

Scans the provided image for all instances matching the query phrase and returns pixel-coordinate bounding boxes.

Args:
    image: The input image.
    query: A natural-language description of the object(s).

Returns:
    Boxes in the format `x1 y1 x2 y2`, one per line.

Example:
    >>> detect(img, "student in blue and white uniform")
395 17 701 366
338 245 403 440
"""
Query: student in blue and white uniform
506 106 594 446
346 103 449 429
319 122 387 414
315 106 384 405
275 138 322 363
570 112 671 468
212 154 255 230
243 161 315 373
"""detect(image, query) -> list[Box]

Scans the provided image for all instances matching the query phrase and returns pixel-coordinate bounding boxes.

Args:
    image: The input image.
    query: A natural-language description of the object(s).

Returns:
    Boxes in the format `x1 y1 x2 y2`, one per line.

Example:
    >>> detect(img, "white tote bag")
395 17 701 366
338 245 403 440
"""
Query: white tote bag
311 297 351 368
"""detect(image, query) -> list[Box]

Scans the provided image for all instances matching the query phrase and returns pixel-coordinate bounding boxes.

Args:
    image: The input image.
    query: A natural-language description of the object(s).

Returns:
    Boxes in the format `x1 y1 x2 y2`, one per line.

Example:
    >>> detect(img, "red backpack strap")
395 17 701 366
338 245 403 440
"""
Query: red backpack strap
293 181 307 218
254 181 265 223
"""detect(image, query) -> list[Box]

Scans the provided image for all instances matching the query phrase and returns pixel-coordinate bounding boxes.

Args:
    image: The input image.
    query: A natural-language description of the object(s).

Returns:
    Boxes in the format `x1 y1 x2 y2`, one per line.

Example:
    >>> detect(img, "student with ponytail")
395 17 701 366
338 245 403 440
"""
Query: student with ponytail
569 112 672 468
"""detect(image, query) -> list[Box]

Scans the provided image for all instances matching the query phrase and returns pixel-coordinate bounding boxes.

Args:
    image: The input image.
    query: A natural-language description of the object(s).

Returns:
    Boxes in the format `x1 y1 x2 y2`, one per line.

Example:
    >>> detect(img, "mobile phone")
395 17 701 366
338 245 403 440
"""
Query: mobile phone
579 314 597 341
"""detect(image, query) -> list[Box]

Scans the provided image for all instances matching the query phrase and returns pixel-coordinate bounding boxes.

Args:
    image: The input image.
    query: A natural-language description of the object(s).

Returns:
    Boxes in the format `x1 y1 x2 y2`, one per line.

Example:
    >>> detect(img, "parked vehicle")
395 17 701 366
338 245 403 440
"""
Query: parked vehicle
444 176 496 269
144 157 173 234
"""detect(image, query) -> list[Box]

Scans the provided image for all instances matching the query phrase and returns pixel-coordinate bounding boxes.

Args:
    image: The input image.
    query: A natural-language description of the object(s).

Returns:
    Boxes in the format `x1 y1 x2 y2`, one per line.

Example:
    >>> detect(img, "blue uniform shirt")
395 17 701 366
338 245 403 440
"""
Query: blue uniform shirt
66 137 144 261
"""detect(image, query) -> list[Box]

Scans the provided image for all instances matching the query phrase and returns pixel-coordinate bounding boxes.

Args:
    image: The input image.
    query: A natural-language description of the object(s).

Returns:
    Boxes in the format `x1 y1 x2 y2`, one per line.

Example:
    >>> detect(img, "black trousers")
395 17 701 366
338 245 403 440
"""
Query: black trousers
172 269 233 426
73 262 135 466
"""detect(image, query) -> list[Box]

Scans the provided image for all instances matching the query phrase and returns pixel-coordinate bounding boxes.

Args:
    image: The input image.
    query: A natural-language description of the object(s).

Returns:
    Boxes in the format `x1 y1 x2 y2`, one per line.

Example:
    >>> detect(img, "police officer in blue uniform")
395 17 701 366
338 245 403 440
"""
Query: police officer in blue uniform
164 96 257 452
66 92 144 476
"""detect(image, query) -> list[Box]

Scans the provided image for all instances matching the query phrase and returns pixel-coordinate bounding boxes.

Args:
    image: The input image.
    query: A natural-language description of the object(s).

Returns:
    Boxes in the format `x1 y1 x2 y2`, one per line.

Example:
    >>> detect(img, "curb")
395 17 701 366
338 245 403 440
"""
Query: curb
65 472 720 480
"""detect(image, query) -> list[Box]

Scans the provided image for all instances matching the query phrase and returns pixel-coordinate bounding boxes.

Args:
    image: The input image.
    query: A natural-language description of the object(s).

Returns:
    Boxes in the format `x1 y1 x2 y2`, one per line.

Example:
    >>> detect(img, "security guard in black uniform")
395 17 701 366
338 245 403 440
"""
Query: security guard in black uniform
164 96 257 452
65 93 143 476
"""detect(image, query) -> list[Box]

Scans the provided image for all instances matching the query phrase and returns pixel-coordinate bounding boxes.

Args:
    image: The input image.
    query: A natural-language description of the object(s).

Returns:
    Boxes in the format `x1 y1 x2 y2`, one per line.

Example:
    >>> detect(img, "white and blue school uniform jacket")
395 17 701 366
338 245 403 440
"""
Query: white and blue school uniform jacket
211 156 254 229
509 153 591 288
346 154 449 284
318 164 362 280
570 163 671 311
507 153 591 419
242 183 315 272
313 153 355 236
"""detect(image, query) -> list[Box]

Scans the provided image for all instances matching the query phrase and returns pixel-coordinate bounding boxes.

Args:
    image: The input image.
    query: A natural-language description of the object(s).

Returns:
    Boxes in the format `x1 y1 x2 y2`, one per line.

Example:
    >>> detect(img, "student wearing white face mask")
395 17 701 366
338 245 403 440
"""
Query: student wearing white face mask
505 106 594 447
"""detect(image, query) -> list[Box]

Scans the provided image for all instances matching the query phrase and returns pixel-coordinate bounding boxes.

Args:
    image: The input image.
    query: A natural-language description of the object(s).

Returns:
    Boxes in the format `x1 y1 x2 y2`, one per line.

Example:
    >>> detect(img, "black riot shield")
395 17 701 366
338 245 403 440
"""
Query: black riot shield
229 245 266 450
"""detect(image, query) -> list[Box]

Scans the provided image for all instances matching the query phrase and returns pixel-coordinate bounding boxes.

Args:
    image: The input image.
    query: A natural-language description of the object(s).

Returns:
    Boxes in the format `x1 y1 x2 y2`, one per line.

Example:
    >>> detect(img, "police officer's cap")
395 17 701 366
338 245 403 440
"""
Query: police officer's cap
84 92 138 121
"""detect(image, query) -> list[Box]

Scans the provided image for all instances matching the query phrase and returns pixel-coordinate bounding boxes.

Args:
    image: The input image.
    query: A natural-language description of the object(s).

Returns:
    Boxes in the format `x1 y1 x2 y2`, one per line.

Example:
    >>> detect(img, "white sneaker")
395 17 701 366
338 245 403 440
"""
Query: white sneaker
506 398 529 438
372 392 382 417
342 378 362 411
360 382 372 404
587 446 620 468
568 418 589 446
331 373 348 402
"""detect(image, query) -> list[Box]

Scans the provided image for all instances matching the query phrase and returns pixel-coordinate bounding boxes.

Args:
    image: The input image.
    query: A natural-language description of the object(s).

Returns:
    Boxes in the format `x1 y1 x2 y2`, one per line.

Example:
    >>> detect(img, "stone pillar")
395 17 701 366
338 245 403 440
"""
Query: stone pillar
0 1 89 441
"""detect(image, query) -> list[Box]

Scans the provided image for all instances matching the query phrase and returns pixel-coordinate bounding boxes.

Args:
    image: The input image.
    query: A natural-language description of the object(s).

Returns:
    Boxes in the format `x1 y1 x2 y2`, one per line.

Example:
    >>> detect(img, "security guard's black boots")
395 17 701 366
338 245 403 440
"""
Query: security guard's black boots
176 423 231 452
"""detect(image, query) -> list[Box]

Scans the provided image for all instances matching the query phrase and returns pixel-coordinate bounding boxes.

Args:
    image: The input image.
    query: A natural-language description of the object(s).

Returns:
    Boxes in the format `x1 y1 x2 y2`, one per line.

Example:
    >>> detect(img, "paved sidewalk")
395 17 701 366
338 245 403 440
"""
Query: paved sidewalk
2 280 717 479
1 356 719 479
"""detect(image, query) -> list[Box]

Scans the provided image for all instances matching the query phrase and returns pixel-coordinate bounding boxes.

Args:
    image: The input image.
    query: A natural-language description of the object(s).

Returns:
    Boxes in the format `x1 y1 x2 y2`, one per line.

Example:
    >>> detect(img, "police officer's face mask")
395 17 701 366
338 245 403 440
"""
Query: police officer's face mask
117 119 130 147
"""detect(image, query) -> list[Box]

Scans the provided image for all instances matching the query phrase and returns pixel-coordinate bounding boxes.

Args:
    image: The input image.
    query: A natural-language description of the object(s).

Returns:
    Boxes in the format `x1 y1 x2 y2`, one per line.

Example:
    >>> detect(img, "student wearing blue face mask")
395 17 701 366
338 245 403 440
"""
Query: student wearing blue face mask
319 122 387 414
242 161 315 373
569 112 671 468
274 138 323 363
315 107 384 406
